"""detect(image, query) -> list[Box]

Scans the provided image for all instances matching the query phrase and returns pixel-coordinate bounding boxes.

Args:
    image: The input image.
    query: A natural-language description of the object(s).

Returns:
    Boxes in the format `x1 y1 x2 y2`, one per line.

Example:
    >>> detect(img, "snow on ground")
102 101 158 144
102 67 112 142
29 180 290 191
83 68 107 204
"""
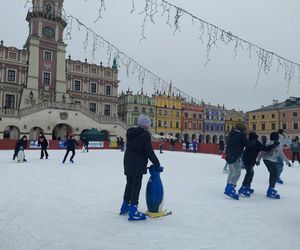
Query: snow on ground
0 149 300 250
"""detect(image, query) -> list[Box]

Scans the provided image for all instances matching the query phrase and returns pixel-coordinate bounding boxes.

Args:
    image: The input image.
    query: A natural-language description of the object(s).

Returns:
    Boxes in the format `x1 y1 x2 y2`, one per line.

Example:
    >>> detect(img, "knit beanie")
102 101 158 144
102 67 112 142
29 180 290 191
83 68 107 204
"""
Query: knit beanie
137 115 151 129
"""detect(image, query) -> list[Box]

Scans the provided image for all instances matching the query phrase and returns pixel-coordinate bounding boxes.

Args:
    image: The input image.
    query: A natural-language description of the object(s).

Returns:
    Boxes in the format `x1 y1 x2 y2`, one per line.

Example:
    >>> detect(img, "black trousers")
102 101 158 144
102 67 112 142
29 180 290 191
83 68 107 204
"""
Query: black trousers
40 146 49 159
242 163 254 187
263 159 278 188
63 149 75 162
123 175 143 205
292 152 300 163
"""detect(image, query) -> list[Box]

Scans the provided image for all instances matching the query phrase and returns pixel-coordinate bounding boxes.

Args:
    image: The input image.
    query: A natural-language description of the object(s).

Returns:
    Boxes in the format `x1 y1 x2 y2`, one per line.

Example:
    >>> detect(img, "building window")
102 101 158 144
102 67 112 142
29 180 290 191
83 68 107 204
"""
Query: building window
89 102 96 113
134 106 138 112
74 80 81 91
184 122 188 129
43 72 51 85
293 112 298 117
158 120 162 128
211 125 214 131
90 83 97 93
44 51 52 61
253 115 256 120
176 122 179 129
74 100 81 105
282 123 287 130
5 94 15 108
261 124 265 130
159 109 162 115
185 113 188 118
134 117 138 125
262 114 265 119
282 113 286 118
176 112 179 117
271 114 275 119
199 114 202 119
142 107 146 113
149 108 153 113
206 124 209 131
293 123 298 130
164 121 168 128
271 123 276 130
104 105 111 116
193 114 196 119
193 122 196 129
7 69 16 82
164 110 168 116
199 123 202 130
252 124 256 130
105 85 111 95
170 121 173 128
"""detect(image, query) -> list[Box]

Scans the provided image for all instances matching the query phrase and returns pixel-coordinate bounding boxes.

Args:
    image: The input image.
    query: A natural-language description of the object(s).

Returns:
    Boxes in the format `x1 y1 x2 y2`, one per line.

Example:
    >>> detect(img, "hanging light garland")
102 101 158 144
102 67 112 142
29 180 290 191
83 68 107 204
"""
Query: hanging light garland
130 0 300 89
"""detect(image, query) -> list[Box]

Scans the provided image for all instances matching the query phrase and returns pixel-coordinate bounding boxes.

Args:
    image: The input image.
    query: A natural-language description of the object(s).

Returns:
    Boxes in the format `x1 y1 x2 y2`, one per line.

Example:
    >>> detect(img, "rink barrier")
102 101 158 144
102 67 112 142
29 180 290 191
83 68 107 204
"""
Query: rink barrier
0 139 293 160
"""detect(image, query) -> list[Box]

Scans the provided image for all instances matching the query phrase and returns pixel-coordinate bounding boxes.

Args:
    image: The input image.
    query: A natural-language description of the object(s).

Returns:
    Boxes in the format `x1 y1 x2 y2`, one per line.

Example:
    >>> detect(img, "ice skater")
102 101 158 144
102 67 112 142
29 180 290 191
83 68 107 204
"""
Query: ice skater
119 115 160 220
276 129 291 184
224 122 254 200
82 136 89 152
257 132 291 199
62 134 78 164
38 132 49 159
290 137 300 167
13 135 28 162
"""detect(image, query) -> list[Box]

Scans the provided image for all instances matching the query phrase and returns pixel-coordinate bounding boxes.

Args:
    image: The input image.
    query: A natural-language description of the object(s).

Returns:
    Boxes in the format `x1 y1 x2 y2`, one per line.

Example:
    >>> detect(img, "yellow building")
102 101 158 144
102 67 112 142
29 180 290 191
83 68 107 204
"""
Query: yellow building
224 109 244 141
247 103 281 140
155 93 182 138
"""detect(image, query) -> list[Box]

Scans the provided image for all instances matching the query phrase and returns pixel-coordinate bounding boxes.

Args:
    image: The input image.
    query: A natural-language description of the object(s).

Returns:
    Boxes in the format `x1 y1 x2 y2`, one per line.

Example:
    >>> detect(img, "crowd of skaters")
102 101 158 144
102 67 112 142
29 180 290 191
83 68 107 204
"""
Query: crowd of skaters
222 122 297 200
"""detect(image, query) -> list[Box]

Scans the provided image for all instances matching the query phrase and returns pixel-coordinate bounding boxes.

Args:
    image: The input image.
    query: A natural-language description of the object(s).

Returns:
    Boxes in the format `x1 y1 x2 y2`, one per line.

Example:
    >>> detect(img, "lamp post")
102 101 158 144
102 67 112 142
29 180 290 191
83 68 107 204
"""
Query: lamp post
29 91 34 104
62 94 66 103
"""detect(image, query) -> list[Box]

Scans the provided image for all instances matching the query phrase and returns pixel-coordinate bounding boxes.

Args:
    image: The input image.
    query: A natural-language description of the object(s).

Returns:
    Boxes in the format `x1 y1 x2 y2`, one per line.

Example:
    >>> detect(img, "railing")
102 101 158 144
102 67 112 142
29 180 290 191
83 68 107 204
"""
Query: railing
27 6 67 25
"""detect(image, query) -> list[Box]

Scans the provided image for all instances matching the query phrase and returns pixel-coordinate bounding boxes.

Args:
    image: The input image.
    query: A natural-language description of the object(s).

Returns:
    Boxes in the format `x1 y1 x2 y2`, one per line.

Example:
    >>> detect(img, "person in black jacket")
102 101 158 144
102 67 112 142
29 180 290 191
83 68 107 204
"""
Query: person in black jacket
238 131 277 197
62 134 78 164
82 136 89 152
224 122 254 200
13 135 28 161
119 115 160 221
38 132 49 159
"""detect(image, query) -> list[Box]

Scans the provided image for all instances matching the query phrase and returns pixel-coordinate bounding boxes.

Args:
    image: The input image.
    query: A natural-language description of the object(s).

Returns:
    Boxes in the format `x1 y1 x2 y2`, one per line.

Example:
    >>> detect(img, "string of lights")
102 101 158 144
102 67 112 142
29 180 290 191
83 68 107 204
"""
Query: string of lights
62 8 203 104
129 0 300 88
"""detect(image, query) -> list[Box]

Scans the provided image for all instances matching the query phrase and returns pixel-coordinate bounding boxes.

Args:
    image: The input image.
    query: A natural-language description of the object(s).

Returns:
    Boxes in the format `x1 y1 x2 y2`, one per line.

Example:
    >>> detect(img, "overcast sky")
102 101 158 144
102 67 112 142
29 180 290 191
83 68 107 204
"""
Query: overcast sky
1 0 299 111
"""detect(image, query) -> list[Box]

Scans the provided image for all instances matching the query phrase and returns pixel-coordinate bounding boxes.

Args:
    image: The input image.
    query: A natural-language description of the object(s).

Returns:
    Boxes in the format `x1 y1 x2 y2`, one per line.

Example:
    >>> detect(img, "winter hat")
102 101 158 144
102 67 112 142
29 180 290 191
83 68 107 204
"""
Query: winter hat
248 131 258 141
270 132 279 141
277 129 284 135
137 115 151 129
235 122 246 132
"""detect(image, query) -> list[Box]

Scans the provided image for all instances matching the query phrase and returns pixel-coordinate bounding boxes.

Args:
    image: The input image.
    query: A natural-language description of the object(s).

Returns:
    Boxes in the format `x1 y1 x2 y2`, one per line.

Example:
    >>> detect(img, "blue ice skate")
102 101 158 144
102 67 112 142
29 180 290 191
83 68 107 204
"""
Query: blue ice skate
119 201 129 215
238 186 251 197
224 184 239 200
246 186 254 194
266 186 280 199
128 205 147 221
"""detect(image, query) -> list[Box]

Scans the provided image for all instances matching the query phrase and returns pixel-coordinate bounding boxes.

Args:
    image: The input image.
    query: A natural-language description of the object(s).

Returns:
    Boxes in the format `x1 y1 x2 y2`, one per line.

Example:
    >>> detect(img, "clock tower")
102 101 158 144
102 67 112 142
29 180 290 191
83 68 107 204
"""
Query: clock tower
21 0 67 108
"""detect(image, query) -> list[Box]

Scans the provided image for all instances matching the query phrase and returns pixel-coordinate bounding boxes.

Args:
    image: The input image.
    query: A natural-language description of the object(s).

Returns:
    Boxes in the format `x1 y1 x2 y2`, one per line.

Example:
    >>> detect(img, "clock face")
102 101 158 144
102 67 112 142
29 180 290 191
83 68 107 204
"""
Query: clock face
42 26 55 39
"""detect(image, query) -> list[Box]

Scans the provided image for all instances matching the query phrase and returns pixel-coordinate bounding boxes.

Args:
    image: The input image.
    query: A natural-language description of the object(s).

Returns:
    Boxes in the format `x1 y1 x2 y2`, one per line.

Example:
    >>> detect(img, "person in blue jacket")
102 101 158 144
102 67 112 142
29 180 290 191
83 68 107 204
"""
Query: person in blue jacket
224 122 254 200
119 115 160 220
13 135 28 161
62 134 78 164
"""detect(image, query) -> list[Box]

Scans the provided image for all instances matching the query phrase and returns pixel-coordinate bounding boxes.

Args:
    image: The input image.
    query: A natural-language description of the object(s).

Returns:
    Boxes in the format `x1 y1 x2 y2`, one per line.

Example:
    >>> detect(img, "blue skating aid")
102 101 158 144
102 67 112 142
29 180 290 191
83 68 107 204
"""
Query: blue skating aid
238 186 251 197
146 165 172 218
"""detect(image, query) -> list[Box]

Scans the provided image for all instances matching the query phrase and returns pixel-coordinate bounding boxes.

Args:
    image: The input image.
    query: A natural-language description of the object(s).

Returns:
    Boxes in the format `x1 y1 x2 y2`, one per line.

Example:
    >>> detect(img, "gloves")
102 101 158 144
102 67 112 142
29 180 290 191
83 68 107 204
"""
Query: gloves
255 161 260 166
287 162 292 167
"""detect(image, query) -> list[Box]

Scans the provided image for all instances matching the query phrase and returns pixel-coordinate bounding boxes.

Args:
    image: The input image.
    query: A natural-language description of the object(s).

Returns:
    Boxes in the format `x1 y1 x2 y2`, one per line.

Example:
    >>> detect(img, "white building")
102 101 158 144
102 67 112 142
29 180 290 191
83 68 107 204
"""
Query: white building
0 0 127 140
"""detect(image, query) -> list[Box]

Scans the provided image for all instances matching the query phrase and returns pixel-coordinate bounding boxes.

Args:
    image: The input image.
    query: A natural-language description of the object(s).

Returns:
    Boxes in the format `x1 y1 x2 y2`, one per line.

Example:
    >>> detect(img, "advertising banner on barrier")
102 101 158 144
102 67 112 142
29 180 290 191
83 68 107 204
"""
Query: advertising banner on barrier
29 140 41 149
89 141 104 148
58 140 66 149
